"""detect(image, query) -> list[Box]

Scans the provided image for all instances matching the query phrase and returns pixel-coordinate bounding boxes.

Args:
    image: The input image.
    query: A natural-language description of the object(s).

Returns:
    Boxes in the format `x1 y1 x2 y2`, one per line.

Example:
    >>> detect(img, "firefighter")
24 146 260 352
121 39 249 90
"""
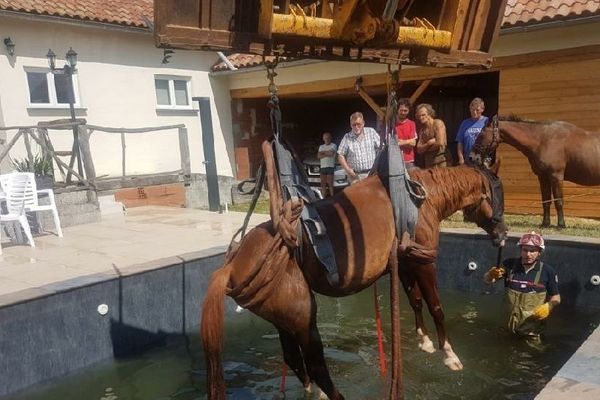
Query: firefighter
484 231 561 339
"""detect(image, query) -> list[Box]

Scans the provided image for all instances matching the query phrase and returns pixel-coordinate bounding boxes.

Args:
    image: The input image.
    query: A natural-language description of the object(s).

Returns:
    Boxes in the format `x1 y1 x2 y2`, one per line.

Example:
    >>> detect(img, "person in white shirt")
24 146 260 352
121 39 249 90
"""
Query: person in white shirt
318 132 337 197
337 112 381 184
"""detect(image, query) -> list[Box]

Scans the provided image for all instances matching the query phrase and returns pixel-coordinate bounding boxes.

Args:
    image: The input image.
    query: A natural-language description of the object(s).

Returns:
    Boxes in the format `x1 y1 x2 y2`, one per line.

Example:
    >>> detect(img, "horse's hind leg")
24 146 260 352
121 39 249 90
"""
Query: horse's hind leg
400 267 435 353
537 175 552 227
551 175 566 228
415 263 463 371
278 328 311 392
298 314 345 400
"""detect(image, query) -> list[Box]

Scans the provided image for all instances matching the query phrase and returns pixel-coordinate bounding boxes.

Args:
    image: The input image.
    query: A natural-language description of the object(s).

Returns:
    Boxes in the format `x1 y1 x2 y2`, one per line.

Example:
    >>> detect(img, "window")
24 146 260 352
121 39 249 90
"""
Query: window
154 76 191 109
25 68 81 108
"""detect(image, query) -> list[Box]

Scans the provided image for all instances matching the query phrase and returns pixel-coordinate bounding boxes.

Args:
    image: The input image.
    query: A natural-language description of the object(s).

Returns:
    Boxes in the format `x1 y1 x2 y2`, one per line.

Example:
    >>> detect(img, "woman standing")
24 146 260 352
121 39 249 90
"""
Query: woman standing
415 103 447 168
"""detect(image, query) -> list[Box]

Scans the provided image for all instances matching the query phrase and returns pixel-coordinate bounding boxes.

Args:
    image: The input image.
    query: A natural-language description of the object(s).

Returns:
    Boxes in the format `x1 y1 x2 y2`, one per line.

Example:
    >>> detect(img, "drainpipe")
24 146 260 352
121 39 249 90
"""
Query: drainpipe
217 52 237 71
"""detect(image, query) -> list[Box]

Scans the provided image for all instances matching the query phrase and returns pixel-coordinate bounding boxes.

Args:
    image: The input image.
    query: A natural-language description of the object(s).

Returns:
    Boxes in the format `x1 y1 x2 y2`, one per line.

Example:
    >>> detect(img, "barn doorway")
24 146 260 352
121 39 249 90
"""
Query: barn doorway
231 71 499 179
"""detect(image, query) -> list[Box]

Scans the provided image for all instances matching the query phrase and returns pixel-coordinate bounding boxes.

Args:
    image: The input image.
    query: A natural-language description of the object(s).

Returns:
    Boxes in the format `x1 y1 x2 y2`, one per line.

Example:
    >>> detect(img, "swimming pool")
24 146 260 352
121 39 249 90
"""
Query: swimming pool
5 286 598 400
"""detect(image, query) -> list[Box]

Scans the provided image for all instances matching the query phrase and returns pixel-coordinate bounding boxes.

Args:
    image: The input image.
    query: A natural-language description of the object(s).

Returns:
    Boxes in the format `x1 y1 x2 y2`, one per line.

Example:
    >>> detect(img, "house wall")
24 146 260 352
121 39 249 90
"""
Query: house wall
0 16 235 180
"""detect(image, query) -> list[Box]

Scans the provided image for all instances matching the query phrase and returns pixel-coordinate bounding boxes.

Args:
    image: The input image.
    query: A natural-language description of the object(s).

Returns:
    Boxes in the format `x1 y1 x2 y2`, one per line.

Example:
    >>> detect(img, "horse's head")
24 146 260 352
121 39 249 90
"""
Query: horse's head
469 115 500 167
462 161 508 247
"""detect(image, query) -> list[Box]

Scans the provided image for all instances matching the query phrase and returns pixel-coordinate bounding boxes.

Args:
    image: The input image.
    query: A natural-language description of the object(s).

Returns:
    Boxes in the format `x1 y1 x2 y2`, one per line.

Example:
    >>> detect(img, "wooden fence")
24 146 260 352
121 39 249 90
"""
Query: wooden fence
0 120 191 189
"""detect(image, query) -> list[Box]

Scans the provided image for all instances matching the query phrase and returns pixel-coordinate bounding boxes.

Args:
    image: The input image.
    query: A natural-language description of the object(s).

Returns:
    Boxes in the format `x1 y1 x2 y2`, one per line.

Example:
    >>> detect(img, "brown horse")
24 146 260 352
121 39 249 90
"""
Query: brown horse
470 116 600 228
201 165 507 400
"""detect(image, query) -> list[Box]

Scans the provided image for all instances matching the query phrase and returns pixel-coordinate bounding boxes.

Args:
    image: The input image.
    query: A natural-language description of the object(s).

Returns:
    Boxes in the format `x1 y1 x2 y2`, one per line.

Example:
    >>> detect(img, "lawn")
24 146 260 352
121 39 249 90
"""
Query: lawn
230 199 600 238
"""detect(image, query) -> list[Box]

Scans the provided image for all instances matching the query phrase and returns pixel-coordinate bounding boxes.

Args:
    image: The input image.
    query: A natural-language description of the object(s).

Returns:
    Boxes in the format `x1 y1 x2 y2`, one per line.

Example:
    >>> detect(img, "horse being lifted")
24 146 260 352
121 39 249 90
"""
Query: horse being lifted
470 116 600 228
201 145 507 400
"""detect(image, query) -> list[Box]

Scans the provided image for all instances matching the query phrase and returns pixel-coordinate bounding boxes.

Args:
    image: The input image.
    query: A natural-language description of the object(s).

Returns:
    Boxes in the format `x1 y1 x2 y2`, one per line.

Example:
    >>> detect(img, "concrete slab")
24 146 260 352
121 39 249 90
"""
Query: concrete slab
0 206 269 302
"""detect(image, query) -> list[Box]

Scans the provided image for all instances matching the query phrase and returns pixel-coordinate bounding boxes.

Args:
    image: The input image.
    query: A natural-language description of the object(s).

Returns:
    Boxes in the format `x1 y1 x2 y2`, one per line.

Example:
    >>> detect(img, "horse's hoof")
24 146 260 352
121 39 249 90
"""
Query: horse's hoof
317 388 330 400
418 338 436 354
557 224 566 229
443 356 464 371
540 221 550 228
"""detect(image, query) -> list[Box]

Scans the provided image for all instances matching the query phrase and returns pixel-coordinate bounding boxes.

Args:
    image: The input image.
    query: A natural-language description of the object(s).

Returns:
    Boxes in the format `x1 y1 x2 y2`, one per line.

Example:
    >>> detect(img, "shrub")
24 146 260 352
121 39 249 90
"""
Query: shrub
11 154 54 176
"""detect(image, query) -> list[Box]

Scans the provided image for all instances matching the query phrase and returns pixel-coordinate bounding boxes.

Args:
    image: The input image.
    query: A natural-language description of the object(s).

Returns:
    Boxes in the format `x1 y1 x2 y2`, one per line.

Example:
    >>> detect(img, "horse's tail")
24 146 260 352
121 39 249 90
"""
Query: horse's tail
200 263 232 400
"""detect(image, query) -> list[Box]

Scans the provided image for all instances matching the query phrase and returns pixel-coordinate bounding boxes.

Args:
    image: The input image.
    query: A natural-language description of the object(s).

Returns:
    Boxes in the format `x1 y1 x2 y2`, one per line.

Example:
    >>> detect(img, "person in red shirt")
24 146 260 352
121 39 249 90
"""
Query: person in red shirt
394 98 418 169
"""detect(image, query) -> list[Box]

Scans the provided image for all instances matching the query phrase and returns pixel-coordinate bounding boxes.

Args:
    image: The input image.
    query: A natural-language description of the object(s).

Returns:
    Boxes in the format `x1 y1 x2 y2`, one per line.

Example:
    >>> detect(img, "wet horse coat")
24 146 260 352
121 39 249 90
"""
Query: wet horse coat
471 116 600 227
201 166 507 400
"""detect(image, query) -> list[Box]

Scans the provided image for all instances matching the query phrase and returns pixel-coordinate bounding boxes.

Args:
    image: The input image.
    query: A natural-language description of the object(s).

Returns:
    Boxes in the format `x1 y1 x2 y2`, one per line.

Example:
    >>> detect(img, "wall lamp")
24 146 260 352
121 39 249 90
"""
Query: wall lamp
4 37 15 57
46 47 77 73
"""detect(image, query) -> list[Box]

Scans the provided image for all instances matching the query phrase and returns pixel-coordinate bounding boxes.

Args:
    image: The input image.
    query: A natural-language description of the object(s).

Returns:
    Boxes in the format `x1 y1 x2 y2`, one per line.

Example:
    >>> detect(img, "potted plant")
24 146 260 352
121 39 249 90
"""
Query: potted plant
11 154 55 189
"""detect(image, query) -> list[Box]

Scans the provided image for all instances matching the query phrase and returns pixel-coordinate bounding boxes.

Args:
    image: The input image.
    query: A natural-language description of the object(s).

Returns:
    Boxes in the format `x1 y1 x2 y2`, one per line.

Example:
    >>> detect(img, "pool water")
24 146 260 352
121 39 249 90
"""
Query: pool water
4 287 598 400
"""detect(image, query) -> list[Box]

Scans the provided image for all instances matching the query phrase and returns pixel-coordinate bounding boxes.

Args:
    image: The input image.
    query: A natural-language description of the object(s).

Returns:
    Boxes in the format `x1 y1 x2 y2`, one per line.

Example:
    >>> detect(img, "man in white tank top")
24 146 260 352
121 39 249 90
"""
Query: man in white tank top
318 132 337 197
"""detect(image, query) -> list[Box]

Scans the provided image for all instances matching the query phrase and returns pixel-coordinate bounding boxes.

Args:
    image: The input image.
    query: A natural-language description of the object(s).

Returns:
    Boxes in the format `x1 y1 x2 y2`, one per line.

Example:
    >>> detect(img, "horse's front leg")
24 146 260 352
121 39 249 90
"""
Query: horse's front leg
399 268 434 353
415 263 463 371
537 174 552 227
551 174 566 228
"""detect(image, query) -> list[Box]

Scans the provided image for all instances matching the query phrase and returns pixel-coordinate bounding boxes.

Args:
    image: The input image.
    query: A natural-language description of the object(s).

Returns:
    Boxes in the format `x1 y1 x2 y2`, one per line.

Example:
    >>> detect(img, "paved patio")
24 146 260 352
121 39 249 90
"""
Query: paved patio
0 206 268 301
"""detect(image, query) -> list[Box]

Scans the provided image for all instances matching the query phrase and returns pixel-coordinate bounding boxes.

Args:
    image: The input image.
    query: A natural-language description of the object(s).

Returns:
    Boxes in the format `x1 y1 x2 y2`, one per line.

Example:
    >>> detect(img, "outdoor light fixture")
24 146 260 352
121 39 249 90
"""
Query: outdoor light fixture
46 48 56 70
3 37 15 57
65 47 77 69
45 47 84 178
47 48 77 72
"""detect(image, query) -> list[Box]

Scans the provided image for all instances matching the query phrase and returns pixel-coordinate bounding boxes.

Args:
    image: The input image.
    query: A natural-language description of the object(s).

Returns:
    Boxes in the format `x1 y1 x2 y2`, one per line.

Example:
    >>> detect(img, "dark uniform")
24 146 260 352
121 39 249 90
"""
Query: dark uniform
500 258 559 337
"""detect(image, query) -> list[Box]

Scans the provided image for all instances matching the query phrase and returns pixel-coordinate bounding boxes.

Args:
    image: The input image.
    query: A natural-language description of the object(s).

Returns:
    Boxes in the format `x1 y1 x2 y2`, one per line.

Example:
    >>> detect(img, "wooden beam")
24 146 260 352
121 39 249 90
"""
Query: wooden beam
356 87 385 119
409 79 432 105
229 45 600 99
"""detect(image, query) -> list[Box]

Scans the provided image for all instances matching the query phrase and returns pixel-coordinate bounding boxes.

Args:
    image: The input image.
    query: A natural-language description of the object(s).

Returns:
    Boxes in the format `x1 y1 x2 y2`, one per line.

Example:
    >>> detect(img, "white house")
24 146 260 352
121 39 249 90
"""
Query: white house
0 0 236 211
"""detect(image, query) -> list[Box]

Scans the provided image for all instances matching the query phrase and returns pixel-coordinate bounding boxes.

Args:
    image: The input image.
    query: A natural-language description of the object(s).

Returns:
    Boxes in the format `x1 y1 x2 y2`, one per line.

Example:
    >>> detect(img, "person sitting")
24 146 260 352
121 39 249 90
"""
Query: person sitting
484 231 561 340
415 103 447 168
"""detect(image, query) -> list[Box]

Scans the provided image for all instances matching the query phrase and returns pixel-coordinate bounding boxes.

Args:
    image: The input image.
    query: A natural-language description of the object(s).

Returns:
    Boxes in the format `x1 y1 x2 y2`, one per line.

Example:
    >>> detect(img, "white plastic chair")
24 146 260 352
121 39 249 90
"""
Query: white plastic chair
0 173 36 253
0 172 63 238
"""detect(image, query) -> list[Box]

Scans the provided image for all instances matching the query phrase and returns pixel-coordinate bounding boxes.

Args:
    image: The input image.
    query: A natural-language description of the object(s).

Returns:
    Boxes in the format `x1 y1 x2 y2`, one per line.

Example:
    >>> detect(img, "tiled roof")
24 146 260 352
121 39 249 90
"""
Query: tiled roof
504 0 600 27
0 0 153 28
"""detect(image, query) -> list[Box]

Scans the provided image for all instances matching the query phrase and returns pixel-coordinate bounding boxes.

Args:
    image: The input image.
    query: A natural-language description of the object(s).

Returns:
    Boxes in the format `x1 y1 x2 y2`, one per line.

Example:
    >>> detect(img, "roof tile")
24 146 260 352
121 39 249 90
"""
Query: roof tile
0 0 153 28
504 0 600 27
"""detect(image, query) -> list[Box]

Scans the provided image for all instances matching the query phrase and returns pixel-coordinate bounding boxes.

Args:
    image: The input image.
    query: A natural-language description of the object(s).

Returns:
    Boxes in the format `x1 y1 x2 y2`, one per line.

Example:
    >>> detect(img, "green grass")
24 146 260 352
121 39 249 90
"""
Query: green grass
230 199 271 214
230 199 600 238
442 212 600 238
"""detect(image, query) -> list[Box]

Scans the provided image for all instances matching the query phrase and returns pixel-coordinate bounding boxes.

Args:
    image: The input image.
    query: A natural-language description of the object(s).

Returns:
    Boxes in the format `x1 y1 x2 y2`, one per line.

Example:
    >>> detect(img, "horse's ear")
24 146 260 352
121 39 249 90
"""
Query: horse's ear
486 157 501 175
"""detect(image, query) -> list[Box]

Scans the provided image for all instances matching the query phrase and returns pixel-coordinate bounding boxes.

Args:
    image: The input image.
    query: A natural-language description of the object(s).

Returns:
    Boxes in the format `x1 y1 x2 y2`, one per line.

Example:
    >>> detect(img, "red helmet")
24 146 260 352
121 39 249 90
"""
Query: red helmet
517 231 545 250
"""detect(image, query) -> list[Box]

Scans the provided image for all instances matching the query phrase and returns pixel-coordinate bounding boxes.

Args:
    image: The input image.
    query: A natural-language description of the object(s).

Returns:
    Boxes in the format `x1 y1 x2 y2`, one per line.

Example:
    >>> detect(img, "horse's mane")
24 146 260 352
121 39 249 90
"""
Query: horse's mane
410 167 484 217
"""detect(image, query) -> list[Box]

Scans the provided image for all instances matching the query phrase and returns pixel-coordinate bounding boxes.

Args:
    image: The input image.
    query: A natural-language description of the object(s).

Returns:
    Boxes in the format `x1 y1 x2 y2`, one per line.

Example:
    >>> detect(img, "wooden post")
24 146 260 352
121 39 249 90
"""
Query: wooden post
38 129 66 180
23 129 34 168
27 131 89 186
178 127 191 178
121 132 126 177
78 125 96 182
36 128 51 160
0 129 23 164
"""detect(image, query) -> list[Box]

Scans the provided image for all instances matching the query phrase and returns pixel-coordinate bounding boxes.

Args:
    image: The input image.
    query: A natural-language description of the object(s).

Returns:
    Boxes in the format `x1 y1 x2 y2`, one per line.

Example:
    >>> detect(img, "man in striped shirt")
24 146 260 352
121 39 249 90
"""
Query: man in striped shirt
337 111 381 184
